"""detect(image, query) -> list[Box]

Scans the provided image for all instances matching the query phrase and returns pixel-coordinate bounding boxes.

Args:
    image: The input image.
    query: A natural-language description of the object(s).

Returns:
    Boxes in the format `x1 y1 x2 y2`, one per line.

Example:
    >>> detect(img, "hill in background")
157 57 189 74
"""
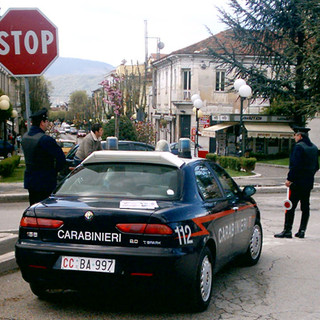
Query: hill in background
44 57 114 105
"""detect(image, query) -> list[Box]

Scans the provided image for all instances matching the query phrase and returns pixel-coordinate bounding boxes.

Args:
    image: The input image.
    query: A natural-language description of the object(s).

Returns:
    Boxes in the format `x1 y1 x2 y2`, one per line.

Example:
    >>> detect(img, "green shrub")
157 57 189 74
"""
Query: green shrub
227 156 241 171
206 153 256 172
218 156 228 168
206 153 218 162
240 157 257 172
0 155 21 177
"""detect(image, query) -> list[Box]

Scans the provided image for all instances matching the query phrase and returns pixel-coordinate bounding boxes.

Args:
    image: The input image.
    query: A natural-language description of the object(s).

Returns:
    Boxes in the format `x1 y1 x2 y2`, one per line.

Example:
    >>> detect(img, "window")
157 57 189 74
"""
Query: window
195 165 223 200
56 163 181 200
216 70 225 92
183 69 191 100
208 162 240 199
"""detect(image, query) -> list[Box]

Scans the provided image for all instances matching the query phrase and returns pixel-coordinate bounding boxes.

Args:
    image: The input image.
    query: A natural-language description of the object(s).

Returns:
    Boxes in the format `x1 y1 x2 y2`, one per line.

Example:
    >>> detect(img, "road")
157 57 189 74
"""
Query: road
1 193 320 319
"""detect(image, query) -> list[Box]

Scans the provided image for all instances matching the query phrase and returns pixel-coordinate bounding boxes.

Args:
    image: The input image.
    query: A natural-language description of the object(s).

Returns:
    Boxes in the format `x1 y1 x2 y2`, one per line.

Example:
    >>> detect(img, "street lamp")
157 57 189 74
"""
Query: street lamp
191 94 204 157
234 79 252 156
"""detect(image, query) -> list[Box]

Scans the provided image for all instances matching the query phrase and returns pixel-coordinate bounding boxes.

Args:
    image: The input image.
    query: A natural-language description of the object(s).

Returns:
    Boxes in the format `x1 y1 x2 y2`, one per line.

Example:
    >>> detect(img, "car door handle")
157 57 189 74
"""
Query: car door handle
232 206 239 211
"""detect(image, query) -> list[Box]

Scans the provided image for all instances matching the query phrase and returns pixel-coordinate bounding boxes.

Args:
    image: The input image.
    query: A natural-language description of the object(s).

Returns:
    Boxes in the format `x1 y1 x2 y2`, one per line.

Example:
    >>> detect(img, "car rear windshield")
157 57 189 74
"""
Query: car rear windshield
55 163 181 200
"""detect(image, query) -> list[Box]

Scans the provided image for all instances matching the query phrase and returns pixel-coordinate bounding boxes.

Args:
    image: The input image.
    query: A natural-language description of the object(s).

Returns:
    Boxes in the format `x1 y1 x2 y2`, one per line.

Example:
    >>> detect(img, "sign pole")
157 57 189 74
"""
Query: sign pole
24 78 31 131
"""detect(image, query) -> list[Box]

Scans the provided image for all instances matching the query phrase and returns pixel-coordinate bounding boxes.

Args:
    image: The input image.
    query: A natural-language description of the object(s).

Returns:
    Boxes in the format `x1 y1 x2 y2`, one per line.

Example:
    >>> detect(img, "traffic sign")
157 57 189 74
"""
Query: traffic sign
0 8 58 76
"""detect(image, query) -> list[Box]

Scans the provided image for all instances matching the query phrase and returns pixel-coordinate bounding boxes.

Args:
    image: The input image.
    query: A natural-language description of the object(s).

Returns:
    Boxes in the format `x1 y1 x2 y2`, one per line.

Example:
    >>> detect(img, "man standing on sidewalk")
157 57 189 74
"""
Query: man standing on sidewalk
22 108 66 205
274 127 319 239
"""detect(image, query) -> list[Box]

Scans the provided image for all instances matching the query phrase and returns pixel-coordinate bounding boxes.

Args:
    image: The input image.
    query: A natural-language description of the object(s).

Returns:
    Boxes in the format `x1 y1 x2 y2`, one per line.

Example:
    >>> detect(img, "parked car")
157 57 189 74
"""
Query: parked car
15 144 262 311
56 139 76 155
0 140 15 157
170 141 204 155
70 127 78 135
57 140 155 183
77 130 87 138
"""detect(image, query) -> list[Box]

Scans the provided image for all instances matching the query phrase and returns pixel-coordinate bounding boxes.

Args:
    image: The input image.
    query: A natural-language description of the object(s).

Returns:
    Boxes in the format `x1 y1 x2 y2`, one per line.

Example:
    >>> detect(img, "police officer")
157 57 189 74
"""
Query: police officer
275 127 319 239
22 108 66 205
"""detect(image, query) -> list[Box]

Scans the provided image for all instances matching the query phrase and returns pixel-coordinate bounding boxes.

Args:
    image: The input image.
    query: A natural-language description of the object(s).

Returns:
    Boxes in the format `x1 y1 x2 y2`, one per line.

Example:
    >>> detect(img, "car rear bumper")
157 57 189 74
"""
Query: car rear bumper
15 240 199 288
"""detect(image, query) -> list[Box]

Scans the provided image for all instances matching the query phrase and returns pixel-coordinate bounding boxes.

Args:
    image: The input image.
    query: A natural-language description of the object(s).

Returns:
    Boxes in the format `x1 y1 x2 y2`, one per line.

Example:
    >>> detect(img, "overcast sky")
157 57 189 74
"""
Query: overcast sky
0 0 228 67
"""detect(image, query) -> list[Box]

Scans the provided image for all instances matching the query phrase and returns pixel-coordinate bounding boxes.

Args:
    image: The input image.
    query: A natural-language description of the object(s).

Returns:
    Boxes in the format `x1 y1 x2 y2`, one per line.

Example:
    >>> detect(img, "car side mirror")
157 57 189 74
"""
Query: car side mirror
242 185 256 198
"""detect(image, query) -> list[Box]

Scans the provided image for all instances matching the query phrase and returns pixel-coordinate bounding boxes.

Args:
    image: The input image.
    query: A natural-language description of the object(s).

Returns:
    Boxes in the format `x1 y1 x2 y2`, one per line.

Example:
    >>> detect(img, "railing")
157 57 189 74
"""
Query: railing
183 90 191 100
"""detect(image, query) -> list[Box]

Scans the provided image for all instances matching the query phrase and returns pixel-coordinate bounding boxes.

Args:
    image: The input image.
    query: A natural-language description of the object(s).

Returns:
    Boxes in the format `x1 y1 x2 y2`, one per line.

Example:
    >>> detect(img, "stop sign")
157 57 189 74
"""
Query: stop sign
0 8 58 76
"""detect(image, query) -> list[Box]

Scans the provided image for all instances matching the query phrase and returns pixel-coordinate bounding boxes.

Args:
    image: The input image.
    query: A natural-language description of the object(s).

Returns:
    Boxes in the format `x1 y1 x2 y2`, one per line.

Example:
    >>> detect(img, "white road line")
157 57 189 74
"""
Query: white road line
0 251 15 263
0 233 18 242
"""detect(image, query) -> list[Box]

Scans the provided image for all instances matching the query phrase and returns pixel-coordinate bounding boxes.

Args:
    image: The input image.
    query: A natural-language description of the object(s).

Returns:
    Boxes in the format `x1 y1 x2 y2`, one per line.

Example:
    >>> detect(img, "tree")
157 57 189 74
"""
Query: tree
68 90 92 125
210 0 320 124
134 121 156 145
20 76 51 116
103 116 137 141
101 74 123 138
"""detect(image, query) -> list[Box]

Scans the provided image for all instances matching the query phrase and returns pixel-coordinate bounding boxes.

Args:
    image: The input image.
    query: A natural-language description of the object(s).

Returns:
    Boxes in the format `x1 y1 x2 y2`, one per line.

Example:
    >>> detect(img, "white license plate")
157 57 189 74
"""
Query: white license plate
60 256 115 273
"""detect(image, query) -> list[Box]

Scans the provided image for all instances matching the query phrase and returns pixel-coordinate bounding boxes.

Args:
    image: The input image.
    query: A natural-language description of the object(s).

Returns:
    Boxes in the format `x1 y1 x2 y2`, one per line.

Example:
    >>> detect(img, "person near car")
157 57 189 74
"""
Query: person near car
21 108 66 205
74 123 103 166
274 127 319 239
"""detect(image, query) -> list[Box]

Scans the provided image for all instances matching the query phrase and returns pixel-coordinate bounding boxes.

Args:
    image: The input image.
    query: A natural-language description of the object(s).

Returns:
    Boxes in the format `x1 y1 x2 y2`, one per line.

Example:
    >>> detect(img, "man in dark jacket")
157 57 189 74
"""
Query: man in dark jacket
275 127 319 239
21 108 66 205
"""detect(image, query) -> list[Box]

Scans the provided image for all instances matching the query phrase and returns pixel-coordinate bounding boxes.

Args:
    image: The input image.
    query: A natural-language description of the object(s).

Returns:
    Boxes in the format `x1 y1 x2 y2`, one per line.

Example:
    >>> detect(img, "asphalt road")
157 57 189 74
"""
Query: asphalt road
1 192 320 319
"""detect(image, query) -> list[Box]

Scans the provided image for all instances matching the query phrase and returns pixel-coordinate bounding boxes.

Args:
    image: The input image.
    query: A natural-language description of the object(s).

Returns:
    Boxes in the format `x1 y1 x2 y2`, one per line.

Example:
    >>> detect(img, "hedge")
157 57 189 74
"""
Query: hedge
206 153 256 172
0 155 21 177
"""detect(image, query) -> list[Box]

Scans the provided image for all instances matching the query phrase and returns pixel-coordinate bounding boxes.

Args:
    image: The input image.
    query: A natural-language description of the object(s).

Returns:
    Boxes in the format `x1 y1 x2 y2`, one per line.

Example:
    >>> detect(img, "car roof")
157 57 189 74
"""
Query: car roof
82 150 187 168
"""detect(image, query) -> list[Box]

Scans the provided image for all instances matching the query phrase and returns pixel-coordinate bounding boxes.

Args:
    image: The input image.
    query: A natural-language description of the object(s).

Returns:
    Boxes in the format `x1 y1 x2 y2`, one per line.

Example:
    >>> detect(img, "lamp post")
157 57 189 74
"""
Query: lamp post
191 94 203 157
234 79 252 156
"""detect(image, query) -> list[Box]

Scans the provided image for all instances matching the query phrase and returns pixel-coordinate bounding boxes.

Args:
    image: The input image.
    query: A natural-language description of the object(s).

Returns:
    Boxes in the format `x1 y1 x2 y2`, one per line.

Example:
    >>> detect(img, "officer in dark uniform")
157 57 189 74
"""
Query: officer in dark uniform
275 127 319 239
21 108 66 205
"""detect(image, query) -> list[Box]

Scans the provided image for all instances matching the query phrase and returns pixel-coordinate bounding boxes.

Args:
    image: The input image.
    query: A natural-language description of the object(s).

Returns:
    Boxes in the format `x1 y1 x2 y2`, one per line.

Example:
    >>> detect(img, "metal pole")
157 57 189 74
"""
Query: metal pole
240 97 245 156
24 77 31 131
195 108 199 157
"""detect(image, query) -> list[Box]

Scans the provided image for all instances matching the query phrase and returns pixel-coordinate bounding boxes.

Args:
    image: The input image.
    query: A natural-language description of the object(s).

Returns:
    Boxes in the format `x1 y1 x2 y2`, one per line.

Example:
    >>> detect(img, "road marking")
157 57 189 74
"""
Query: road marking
0 251 15 263
0 233 18 242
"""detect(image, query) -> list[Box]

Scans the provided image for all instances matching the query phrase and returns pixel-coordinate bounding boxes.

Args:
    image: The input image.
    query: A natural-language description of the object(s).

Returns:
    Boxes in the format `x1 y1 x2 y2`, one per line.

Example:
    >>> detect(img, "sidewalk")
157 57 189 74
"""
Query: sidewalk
0 163 320 202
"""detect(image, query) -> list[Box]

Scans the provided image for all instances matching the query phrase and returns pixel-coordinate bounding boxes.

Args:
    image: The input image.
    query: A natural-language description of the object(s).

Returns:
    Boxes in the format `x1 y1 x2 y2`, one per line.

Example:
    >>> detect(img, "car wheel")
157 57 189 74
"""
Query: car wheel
241 222 263 266
187 246 214 312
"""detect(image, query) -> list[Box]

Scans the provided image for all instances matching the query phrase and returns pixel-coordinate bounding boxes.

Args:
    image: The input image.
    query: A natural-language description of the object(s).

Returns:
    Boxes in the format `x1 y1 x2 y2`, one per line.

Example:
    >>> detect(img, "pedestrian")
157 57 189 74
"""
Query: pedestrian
21 108 66 205
274 127 319 239
73 123 103 166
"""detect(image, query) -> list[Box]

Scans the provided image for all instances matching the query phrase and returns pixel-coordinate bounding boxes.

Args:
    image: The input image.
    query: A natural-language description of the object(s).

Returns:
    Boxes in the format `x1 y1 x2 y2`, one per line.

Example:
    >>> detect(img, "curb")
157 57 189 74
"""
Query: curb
0 193 28 202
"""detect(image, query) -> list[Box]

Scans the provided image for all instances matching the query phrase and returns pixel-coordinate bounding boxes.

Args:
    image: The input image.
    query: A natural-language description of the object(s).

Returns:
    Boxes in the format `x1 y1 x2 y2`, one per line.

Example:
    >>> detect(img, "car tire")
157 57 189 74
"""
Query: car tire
187 246 214 312
240 222 263 266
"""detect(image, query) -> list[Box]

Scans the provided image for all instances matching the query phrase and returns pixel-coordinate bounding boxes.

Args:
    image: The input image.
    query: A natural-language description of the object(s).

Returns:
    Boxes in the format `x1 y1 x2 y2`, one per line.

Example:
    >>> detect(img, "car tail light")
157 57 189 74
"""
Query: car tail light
20 217 64 229
116 223 173 235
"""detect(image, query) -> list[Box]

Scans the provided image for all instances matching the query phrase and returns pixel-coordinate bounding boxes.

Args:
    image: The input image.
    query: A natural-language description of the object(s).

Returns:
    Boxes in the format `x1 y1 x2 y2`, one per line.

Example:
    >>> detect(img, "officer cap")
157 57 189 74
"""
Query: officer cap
293 126 310 134
30 108 48 121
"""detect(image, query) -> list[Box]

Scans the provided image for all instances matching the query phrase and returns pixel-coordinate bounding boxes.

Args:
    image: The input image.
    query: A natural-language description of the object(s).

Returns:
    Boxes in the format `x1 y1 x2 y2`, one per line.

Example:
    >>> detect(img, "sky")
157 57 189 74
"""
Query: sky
0 0 228 67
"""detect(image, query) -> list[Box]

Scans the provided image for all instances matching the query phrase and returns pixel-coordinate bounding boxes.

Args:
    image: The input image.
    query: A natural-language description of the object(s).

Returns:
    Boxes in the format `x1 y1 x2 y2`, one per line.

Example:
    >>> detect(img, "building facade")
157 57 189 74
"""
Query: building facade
151 30 294 155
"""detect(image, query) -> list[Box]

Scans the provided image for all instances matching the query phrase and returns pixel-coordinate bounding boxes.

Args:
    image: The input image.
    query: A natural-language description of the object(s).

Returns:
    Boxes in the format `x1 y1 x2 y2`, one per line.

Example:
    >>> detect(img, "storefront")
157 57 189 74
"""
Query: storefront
201 114 294 156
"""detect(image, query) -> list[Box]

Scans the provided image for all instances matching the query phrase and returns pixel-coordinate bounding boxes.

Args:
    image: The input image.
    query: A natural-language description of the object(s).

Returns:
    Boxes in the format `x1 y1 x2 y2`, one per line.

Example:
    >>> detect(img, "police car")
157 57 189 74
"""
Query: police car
15 140 262 311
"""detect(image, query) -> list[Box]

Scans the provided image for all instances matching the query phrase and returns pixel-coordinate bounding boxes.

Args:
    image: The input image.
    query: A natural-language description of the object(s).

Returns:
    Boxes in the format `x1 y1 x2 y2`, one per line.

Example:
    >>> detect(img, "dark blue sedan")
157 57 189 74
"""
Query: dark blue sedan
15 147 262 311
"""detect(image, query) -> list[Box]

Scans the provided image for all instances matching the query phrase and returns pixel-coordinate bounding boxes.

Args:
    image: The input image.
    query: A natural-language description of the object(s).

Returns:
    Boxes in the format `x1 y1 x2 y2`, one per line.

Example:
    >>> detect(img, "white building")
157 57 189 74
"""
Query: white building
151 30 295 156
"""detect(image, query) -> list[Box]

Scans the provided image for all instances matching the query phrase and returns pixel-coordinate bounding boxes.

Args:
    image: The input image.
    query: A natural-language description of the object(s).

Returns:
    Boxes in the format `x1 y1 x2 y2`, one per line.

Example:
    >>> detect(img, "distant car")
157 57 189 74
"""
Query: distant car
64 125 71 133
170 141 200 155
77 130 87 138
16 147 262 311
56 139 76 155
58 127 66 134
0 140 15 157
70 127 78 135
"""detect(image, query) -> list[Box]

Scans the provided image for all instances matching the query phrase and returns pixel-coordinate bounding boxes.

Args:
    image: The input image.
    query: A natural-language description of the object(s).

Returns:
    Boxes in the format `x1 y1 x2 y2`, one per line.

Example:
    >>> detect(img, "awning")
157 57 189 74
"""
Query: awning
201 122 237 138
244 122 294 139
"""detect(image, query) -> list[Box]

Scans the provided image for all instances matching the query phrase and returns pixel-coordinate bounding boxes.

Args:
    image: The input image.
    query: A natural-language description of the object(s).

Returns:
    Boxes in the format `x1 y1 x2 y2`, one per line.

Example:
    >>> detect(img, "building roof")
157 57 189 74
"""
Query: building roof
170 29 249 56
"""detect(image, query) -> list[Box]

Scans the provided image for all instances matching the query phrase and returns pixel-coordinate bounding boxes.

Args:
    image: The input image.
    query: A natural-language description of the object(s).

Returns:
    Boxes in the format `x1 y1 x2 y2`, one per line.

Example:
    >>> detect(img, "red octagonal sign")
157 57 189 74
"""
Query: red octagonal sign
0 8 59 76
